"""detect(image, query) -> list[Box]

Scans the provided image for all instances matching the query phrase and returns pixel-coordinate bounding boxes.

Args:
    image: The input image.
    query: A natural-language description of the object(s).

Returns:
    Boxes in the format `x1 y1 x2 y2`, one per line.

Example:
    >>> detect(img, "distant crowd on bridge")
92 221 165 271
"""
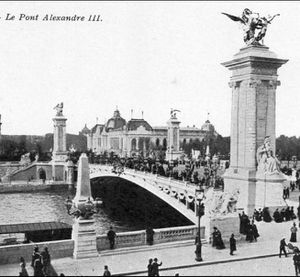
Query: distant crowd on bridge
104 155 225 190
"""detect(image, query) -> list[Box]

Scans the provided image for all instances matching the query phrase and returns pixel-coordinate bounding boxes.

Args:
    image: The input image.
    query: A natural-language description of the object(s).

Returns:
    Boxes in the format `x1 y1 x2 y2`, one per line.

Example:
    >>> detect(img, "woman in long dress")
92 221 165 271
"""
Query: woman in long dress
290 222 298 242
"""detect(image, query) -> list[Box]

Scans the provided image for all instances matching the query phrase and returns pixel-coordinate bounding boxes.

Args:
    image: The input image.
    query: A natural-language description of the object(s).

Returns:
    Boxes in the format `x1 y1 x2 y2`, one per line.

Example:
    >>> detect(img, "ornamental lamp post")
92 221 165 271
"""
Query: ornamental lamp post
195 188 205 262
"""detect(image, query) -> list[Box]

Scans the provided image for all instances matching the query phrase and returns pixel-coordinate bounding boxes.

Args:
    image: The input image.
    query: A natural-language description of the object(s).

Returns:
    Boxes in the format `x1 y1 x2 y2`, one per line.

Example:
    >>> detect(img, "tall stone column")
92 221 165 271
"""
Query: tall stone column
166 112 183 161
52 114 68 162
222 45 288 214
72 153 98 259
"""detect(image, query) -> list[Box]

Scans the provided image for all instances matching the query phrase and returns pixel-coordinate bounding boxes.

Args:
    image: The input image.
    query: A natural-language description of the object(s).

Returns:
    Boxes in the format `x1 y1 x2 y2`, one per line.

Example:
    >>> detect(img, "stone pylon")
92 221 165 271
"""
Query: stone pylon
166 113 183 161
72 153 98 259
222 45 288 214
52 113 68 163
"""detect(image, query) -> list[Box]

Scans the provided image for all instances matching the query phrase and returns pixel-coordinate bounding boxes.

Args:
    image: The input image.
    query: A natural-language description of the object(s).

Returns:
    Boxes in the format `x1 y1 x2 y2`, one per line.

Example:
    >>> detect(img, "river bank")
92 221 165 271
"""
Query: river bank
0 182 72 194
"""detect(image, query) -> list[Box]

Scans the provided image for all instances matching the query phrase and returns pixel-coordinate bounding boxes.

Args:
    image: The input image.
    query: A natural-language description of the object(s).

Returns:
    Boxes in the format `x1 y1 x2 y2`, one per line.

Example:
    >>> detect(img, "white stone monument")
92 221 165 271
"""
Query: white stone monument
222 45 288 214
166 109 183 161
52 102 68 163
72 153 98 259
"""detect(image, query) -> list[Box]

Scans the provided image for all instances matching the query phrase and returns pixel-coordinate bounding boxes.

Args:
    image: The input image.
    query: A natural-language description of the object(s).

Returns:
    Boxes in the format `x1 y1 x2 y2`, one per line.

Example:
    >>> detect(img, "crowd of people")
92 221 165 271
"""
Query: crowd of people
273 207 297 223
18 246 66 277
239 212 260 243
108 155 225 190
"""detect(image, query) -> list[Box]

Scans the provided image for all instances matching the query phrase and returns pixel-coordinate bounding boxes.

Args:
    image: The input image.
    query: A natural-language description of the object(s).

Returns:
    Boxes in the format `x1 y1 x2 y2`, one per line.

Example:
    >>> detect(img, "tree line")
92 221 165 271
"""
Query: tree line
0 134 299 162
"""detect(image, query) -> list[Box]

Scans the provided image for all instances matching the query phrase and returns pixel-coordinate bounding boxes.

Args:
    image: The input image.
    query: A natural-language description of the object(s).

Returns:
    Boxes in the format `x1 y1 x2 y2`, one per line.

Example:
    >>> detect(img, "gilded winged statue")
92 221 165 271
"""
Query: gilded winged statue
222 8 280 45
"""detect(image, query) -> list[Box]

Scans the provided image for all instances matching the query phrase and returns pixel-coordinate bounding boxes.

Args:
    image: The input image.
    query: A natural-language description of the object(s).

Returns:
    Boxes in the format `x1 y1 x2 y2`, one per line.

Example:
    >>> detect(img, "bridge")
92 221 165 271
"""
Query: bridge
89 164 207 226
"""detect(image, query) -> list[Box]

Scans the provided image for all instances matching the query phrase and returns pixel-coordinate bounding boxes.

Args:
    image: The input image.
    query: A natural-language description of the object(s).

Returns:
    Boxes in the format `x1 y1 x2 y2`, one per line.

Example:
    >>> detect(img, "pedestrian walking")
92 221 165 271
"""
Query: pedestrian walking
41 246 51 276
19 257 29 277
31 246 41 268
33 255 44 276
252 220 260 242
31 245 44 276
229 234 236 255
107 226 116 249
293 250 300 276
279 238 288 258
291 222 298 242
262 207 272 222
103 265 111 276
245 222 254 242
212 227 218 247
146 226 155 246
215 228 225 249
152 258 162 276
147 258 153 276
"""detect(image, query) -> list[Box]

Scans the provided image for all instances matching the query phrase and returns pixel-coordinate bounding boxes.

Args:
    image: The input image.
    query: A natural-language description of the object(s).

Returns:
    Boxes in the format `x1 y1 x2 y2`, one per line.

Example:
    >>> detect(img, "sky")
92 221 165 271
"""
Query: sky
0 1 300 137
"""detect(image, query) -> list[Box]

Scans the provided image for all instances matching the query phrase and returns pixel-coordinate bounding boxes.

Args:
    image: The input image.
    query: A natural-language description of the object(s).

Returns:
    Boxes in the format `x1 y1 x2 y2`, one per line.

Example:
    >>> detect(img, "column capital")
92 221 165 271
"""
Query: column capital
265 80 281 89
242 79 262 88
228 81 241 88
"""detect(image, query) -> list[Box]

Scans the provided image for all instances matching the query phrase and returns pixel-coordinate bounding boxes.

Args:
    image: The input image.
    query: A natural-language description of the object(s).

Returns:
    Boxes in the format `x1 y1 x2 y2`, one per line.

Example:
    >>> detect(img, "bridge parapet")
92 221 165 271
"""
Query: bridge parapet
96 225 205 251
90 164 197 198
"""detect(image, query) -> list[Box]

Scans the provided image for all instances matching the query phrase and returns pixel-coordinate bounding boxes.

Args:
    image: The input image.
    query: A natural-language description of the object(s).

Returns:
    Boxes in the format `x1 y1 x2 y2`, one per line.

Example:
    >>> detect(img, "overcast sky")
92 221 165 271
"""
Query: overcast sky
0 1 299 137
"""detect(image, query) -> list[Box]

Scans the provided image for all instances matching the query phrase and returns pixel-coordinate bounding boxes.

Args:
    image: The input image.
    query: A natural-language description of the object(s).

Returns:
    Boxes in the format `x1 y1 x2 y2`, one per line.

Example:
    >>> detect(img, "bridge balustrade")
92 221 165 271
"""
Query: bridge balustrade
96 225 205 251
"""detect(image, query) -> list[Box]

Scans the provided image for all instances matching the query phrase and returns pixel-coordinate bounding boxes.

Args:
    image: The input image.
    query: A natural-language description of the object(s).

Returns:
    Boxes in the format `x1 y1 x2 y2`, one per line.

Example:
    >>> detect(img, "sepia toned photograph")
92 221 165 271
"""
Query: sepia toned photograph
0 1 300 276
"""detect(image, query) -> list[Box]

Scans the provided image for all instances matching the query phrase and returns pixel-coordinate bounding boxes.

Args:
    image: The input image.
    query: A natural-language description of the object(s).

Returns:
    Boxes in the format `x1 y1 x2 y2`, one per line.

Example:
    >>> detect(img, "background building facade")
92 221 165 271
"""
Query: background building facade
83 109 218 158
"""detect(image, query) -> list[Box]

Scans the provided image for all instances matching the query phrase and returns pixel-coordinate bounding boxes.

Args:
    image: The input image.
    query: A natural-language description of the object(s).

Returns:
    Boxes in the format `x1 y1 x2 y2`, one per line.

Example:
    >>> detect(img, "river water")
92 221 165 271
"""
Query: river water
0 189 143 235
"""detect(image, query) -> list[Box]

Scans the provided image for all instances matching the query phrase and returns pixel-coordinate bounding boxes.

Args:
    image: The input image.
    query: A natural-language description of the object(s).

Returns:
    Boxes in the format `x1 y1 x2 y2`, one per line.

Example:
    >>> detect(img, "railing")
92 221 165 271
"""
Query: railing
154 225 202 244
96 225 204 251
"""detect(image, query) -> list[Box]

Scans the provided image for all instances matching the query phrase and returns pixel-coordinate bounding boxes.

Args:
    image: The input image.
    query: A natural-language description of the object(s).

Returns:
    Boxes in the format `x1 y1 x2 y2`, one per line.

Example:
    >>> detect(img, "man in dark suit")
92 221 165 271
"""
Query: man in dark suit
151 258 162 276
279 238 288 258
107 226 116 249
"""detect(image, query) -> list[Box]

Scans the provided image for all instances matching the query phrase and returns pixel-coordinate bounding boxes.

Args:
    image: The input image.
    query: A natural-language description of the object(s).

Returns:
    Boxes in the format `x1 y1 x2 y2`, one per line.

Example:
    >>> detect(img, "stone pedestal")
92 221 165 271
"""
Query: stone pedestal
209 215 240 243
72 218 98 259
255 172 287 213
72 153 98 259
222 45 288 214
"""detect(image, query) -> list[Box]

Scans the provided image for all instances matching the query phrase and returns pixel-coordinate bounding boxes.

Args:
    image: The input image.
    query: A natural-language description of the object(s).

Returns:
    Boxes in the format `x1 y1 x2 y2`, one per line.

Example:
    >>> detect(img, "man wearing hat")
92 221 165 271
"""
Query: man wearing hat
279 238 288 258
293 249 300 276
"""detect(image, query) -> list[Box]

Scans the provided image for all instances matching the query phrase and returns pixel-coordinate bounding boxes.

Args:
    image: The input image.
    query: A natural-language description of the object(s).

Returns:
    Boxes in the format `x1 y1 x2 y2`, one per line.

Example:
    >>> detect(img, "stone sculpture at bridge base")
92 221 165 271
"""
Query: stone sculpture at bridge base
203 189 240 243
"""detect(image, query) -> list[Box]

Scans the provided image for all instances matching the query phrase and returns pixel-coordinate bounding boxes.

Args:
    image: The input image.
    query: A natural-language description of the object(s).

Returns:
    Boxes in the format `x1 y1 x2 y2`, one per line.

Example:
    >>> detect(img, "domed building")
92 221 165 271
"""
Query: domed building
105 109 127 132
85 108 218 157
201 119 216 134
79 124 90 136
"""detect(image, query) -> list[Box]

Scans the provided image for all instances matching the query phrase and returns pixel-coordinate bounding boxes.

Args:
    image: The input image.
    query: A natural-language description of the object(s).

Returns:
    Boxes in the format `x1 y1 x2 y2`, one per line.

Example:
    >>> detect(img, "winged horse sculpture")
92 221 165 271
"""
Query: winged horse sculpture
222 8 280 45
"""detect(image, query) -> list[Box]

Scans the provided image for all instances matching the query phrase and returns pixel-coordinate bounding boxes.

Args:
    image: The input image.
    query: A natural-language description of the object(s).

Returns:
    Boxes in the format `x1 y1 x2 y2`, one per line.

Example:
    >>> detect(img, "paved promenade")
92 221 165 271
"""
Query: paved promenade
1 217 299 276
1 195 300 276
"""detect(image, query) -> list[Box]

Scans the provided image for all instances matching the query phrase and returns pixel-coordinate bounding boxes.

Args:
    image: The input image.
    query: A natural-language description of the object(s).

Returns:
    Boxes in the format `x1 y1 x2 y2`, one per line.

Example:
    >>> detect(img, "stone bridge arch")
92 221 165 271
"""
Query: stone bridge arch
89 166 198 225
